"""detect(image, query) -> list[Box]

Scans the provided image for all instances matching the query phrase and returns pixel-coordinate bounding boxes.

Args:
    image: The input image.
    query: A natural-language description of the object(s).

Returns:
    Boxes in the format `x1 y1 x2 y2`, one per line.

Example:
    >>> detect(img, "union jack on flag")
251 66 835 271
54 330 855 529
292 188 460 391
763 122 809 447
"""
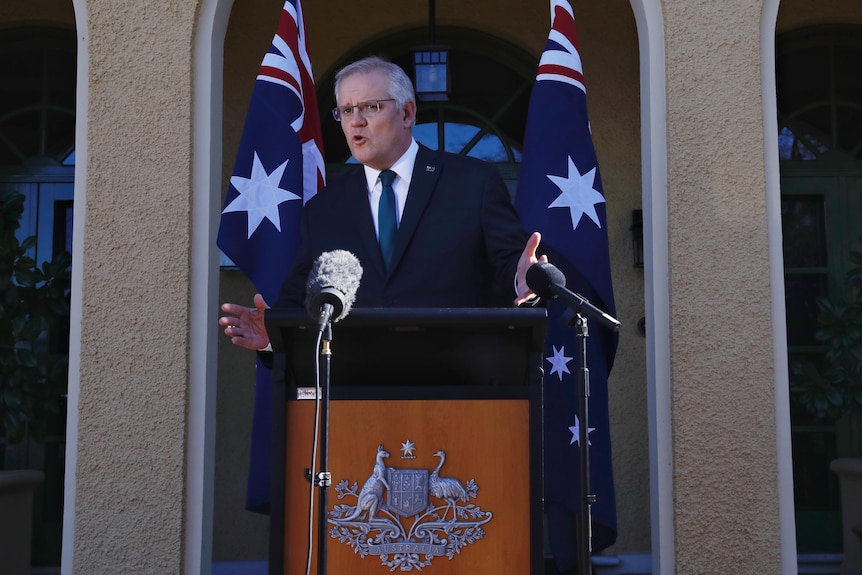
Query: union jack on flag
514 0 618 570
216 0 324 513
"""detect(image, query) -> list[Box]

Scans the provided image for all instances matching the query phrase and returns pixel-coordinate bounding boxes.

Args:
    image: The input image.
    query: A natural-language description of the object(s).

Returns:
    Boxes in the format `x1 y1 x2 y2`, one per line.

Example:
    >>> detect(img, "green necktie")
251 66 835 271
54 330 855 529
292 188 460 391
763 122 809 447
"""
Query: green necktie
378 169 397 271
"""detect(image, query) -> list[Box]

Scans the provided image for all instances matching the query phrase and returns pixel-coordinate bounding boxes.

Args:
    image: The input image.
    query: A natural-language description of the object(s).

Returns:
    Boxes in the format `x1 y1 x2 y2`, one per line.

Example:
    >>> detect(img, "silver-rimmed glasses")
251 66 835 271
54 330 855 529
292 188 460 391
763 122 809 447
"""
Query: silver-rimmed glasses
331 99 396 122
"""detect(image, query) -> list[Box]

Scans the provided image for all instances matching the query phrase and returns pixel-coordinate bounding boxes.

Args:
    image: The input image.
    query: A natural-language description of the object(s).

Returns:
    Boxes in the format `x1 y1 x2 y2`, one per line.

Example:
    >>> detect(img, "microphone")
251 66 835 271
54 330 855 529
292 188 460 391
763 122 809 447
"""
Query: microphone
526 261 621 332
305 250 363 331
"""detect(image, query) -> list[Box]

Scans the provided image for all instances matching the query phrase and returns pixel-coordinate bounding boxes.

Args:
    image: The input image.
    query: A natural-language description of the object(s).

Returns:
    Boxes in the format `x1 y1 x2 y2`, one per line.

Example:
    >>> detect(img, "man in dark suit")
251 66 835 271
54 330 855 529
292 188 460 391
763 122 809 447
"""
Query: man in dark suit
221 56 544 350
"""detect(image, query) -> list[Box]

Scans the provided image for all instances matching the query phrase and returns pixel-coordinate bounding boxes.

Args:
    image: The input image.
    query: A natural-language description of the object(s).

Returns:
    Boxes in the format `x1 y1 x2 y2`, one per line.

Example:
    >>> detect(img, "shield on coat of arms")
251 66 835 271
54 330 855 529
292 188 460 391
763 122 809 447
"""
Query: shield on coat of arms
386 468 429 517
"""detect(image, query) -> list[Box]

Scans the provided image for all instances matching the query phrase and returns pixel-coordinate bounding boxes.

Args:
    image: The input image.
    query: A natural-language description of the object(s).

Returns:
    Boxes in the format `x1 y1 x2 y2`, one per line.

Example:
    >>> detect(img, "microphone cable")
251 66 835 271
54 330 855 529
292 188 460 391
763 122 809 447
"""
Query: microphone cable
304 327 324 575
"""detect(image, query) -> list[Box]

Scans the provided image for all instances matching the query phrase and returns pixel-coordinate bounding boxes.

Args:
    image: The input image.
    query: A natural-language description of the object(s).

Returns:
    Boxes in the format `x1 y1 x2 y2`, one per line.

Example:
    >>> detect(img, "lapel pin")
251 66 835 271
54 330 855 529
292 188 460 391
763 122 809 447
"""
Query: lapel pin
425 165 436 172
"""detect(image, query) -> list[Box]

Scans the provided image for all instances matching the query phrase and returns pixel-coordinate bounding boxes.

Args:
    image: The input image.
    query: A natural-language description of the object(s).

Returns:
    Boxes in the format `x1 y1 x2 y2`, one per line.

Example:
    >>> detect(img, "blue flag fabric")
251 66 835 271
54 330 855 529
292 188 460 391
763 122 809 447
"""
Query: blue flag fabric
513 0 618 569
216 0 324 513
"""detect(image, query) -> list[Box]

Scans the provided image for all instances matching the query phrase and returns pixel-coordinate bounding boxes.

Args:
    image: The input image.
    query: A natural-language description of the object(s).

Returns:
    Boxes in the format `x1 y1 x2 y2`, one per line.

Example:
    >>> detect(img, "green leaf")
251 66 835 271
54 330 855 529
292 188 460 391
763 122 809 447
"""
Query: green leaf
4 284 18 306
826 387 845 406
3 388 24 409
49 298 70 316
50 250 72 271
19 316 44 340
15 255 36 270
14 268 37 287
15 348 38 368
10 315 26 336
812 395 829 413
0 193 73 443
3 409 27 444
19 235 37 251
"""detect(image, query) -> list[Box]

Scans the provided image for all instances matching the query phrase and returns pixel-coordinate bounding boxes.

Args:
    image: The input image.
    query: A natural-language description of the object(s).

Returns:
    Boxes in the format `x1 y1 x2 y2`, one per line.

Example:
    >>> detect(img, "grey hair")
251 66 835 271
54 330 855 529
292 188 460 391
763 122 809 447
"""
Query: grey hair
334 56 416 123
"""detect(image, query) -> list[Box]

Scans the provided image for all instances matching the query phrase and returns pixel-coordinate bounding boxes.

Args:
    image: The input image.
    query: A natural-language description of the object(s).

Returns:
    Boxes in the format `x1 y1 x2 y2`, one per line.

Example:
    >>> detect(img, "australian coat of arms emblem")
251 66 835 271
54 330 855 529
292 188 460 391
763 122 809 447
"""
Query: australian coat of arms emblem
328 444 493 571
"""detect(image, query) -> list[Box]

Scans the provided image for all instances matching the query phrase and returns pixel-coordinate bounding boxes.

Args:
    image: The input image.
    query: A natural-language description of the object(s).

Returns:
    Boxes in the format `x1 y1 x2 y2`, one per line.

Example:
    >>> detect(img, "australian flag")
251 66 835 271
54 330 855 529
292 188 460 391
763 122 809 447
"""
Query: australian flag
216 0 324 513
514 0 618 571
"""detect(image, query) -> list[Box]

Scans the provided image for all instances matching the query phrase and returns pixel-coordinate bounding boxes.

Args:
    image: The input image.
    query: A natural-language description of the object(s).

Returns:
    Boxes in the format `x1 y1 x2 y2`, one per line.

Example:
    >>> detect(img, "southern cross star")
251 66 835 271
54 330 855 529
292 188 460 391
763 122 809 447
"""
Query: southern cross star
547 156 605 231
569 415 596 446
222 151 300 238
546 345 573 381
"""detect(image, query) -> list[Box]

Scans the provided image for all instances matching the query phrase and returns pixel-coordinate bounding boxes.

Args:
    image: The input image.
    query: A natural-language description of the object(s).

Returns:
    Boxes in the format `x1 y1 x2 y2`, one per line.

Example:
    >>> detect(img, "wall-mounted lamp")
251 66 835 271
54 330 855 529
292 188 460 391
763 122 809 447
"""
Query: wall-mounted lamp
630 209 644 268
413 0 449 102
413 48 449 101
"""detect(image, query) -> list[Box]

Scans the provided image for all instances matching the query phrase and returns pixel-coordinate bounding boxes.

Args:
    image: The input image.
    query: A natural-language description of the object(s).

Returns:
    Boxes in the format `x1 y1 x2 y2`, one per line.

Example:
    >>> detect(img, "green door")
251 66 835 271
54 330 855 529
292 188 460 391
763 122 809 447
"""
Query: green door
781 172 862 552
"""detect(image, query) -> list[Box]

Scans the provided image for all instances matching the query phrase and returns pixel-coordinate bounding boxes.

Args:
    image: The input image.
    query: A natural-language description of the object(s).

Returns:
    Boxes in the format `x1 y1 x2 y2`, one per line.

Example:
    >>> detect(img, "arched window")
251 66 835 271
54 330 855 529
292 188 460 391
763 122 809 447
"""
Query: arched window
0 27 76 264
777 26 862 163
317 27 536 188
0 28 76 168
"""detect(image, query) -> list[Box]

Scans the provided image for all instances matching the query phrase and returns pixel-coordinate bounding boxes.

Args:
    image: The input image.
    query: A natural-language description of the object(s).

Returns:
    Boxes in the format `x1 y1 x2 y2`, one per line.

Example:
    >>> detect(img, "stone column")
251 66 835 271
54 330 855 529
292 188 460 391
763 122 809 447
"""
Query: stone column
70 1 199 573
662 0 783 572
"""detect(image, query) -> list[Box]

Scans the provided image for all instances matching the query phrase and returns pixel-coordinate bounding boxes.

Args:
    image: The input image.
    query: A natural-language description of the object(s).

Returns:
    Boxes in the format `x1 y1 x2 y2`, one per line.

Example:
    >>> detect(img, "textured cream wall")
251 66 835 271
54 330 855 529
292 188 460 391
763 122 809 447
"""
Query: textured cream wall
20 0 855 570
70 0 199 573
216 0 650 561
663 0 781 573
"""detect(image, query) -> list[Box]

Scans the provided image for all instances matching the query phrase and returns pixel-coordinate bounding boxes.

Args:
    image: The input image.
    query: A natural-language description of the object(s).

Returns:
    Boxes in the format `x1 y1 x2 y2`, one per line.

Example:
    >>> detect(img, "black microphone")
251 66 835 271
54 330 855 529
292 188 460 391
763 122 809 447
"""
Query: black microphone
526 261 621 332
305 250 363 331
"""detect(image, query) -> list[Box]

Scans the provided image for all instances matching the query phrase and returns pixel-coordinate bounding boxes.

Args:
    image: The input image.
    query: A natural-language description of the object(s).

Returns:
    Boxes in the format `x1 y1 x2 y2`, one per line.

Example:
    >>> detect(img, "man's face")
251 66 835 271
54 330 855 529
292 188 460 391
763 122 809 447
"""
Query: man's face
336 70 416 171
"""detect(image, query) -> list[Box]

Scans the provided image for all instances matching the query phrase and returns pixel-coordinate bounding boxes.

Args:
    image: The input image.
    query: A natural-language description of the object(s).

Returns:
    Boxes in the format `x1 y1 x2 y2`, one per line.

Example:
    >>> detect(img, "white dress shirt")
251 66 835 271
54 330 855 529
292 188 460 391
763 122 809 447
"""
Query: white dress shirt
363 139 419 239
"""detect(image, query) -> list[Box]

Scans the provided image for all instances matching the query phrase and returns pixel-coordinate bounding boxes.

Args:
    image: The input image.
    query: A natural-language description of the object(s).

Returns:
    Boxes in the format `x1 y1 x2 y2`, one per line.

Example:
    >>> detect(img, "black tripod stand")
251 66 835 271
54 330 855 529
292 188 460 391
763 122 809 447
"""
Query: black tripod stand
563 301 619 575
524 261 620 575
573 312 594 575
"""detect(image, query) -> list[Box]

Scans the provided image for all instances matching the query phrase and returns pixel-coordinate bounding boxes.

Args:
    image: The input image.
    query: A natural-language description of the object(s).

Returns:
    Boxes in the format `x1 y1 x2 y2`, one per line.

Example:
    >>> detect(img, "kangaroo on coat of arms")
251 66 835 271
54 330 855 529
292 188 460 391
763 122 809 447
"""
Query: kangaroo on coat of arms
342 444 390 521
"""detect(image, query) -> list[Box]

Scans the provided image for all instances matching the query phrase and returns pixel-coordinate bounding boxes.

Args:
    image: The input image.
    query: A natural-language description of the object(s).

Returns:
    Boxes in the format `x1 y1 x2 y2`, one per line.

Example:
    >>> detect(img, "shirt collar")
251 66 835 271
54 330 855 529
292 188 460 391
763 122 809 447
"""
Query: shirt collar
364 139 419 191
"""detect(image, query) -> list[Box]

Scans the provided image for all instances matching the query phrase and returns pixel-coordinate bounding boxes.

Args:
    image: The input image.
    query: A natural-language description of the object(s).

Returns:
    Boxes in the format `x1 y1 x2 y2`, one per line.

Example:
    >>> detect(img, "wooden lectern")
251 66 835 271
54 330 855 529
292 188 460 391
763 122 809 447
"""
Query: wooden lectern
266 308 546 575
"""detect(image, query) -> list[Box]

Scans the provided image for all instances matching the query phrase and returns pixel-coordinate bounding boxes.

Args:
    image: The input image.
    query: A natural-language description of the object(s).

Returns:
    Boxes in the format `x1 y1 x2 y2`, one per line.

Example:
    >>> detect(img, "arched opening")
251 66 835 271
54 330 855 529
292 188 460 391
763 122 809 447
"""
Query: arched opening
316 26 536 191
777 24 862 555
0 25 76 567
214 1 652 571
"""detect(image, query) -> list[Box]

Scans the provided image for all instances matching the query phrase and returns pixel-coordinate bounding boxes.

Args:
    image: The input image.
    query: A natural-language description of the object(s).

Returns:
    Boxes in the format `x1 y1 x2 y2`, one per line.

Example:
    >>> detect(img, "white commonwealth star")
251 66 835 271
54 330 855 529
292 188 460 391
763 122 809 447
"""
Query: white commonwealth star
546 156 605 231
568 415 596 446
222 151 301 239
546 345 573 381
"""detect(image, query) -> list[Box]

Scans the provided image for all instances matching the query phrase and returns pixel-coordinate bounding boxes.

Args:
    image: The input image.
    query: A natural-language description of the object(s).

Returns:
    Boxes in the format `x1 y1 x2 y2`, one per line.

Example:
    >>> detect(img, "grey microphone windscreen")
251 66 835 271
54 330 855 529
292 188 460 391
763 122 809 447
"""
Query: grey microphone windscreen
304 250 363 322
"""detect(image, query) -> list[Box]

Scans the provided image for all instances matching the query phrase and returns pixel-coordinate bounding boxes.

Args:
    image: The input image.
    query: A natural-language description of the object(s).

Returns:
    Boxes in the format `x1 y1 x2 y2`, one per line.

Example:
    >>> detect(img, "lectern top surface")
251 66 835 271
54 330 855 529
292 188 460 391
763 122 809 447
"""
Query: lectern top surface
266 307 547 388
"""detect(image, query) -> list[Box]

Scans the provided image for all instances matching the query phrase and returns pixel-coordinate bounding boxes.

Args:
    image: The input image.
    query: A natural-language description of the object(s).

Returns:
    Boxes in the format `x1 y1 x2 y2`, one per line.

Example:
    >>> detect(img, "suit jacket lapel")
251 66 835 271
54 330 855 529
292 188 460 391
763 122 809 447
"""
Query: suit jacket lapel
390 145 440 273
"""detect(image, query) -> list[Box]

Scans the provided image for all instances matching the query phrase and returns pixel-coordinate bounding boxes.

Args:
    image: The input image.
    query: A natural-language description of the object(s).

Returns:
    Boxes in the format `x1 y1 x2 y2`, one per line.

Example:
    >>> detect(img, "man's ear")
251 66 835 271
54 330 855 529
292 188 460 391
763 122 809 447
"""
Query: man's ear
402 100 417 126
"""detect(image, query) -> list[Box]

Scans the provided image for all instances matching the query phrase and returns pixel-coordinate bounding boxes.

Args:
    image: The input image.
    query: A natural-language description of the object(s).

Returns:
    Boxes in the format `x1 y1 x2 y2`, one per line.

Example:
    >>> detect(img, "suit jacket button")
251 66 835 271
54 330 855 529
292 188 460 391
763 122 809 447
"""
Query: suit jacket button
384 297 395 306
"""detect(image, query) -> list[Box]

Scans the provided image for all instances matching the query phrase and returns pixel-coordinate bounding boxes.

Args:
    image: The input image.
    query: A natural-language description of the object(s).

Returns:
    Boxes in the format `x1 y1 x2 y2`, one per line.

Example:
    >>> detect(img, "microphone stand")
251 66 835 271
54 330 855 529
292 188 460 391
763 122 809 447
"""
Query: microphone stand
314 322 333 575
564 300 618 575
526 262 619 575
573 312 593 575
